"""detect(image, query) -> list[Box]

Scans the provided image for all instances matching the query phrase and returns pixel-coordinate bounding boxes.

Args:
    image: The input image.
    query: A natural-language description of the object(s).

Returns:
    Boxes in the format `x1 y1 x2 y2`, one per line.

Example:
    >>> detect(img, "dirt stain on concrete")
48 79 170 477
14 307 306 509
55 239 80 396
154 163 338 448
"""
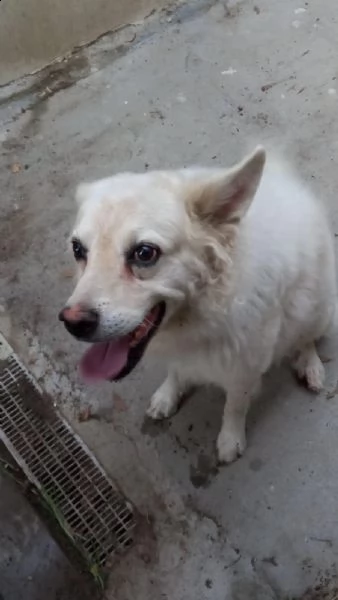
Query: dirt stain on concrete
141 416 171 437
189 454 219 489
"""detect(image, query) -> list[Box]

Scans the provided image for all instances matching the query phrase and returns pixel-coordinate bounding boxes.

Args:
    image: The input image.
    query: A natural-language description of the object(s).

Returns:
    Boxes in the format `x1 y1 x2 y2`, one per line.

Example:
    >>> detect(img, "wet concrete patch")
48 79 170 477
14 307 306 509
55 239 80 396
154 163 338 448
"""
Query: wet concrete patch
0 471 97 600
0 0 217 131
249 458 264 472
189 454 219 489
141 415 172 437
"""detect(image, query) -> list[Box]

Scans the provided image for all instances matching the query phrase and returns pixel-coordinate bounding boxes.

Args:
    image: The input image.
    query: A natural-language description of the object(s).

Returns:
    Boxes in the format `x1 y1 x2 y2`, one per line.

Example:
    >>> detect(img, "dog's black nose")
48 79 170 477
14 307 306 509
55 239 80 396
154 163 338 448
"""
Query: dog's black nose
59 304 99 339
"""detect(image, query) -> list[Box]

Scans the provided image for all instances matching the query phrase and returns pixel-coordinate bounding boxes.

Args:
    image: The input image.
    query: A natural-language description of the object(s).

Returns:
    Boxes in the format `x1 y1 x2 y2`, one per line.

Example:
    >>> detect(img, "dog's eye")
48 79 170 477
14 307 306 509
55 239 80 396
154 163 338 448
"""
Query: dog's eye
72 239 87 262
128 243 160 267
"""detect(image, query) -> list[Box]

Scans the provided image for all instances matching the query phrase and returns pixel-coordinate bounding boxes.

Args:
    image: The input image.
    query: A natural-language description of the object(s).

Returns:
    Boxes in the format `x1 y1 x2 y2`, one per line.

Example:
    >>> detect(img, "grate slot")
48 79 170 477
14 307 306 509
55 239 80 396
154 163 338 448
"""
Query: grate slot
0 334 135 566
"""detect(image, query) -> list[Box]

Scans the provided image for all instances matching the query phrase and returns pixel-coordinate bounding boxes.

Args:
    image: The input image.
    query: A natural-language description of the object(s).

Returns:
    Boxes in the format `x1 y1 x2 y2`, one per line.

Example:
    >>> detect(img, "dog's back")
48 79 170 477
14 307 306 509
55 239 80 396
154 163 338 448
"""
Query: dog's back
234 157 336 361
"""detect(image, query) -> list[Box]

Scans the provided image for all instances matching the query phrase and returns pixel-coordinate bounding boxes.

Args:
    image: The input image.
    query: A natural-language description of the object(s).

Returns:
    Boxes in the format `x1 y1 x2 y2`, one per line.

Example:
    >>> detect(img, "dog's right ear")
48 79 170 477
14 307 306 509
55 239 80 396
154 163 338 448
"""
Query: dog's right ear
189 146 266 226
75 183 93 206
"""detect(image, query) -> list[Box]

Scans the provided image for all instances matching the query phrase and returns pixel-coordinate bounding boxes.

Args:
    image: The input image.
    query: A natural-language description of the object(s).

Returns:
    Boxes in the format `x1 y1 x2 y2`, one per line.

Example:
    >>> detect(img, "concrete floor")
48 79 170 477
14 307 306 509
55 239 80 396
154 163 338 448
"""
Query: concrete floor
0 472 94 600
1 0 338 598
0 0 175 85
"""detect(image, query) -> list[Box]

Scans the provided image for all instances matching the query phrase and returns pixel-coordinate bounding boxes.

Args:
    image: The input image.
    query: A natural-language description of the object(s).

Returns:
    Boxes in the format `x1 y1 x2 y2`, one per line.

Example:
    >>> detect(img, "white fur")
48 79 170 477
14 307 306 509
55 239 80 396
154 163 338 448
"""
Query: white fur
67 148 336 463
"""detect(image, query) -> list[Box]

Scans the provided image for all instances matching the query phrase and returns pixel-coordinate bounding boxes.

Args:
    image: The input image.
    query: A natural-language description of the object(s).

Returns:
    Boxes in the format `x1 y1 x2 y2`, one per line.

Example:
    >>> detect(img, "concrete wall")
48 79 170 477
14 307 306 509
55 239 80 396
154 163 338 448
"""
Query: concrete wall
0 0 170 85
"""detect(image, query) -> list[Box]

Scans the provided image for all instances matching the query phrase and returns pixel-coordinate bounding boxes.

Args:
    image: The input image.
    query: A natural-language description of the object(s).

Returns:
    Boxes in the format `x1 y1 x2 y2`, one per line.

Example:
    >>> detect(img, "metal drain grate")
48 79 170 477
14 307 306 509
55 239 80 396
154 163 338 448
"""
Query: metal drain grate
0 334 135 568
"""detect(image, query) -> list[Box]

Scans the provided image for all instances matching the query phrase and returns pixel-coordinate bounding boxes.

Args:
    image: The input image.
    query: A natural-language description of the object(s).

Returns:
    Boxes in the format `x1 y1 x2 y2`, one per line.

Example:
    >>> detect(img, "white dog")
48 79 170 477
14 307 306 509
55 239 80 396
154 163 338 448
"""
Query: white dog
60 147 336 463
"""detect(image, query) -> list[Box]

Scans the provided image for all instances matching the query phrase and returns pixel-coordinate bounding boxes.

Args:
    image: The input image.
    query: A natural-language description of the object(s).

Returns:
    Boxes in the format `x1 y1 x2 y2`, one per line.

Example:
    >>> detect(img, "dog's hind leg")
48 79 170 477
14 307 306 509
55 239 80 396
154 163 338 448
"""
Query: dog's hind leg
291 342 325 392
147 368 187 420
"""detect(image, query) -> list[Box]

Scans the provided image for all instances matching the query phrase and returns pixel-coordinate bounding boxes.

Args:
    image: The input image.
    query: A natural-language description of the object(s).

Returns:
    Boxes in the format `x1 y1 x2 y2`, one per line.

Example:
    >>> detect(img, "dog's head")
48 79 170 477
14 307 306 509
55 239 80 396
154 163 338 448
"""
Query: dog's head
59 147 265 381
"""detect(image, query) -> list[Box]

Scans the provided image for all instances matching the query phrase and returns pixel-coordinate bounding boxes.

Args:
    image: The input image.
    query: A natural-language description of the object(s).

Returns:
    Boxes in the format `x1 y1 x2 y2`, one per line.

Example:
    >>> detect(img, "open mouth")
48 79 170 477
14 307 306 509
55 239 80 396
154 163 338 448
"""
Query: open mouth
79 302 165 382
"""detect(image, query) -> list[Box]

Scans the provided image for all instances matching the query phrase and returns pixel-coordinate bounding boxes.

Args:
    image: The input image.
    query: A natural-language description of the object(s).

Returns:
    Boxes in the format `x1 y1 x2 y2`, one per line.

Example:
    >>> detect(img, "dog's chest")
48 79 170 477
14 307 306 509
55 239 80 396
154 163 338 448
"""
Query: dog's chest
152 325 234 384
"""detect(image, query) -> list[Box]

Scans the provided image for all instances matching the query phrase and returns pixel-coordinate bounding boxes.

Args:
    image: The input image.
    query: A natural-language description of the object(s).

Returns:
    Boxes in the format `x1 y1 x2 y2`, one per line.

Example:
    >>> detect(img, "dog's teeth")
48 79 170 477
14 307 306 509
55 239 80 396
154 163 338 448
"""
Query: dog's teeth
130 319 153 348
131 328 144 344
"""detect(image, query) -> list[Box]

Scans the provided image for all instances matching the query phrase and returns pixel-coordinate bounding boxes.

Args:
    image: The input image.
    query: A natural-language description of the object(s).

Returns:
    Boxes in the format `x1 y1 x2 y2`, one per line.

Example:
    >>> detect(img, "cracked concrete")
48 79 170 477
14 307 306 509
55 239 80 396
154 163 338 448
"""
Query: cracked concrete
0 0 176 85
1 0 338 598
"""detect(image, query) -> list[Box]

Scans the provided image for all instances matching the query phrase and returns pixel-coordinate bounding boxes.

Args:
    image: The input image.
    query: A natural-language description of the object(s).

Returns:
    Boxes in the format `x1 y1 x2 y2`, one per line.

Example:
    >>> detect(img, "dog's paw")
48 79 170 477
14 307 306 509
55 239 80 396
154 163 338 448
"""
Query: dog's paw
147 387 177 421
302 361 325 392
217 427 246 464
293 346 325 393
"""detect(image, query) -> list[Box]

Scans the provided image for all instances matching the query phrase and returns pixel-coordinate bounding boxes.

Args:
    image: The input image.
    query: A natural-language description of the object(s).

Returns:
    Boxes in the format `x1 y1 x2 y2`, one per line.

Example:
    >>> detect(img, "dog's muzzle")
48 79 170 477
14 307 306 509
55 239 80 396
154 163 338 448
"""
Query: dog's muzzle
59 304 99 340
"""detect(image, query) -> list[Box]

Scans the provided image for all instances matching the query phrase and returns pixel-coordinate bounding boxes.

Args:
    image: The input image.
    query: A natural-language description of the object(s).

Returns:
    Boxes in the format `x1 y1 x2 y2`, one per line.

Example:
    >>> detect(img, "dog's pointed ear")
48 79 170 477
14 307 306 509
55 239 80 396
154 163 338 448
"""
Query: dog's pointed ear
191 146 266 225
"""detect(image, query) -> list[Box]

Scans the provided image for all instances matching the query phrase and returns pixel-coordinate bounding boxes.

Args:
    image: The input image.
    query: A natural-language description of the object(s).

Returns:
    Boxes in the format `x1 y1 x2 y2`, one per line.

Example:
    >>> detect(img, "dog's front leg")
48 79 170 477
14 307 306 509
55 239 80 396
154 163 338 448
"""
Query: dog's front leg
217 369 259 464
147 367 187 420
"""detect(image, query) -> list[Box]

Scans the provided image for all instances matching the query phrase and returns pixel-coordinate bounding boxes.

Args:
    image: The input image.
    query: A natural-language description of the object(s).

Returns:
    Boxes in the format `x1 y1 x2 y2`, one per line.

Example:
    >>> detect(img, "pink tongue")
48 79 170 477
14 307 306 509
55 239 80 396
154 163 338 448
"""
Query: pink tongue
79 337 130 381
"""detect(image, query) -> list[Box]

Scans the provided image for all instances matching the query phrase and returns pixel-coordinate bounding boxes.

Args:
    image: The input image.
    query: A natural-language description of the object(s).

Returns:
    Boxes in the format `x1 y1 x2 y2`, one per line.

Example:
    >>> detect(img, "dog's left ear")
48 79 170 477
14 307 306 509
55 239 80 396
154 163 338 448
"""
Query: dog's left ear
192 146 266 225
